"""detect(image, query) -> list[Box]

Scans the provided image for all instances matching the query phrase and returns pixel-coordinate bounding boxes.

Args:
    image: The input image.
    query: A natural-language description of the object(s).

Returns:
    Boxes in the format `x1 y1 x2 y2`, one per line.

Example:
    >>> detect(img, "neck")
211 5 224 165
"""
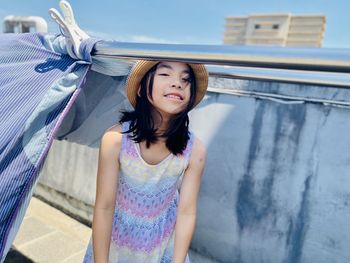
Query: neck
151 109 171 139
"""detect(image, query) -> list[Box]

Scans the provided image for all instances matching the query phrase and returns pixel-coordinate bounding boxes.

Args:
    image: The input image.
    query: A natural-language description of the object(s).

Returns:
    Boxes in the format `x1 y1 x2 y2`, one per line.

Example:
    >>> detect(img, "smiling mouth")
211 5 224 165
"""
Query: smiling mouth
164 94 183 101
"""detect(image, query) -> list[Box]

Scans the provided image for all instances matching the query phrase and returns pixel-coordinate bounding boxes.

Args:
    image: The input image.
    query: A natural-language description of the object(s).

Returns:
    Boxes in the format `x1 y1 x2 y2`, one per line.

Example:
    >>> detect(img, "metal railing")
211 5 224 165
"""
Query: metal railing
93 41 350 88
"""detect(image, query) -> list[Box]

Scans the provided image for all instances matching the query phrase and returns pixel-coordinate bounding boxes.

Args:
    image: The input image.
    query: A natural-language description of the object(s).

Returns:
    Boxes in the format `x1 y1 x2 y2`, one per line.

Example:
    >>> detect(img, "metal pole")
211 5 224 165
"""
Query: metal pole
93 41 350 73
92 41 350 87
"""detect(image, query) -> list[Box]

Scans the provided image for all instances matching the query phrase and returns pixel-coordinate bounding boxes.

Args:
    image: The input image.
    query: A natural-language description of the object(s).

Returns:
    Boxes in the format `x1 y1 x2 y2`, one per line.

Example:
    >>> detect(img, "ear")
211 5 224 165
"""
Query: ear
137 86 141 97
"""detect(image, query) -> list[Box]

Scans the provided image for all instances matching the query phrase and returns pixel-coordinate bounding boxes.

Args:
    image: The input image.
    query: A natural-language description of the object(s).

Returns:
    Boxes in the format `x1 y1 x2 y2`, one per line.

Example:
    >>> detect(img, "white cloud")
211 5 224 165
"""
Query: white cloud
85 30 180 44
128 35 179 44
100 32 217 45
85 30 118 41
47 28 218 45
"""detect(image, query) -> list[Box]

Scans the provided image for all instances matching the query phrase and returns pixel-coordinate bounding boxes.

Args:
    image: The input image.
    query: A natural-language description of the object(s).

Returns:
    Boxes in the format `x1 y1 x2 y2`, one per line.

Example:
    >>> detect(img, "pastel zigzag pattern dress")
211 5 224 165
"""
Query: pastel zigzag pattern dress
83 121 193 263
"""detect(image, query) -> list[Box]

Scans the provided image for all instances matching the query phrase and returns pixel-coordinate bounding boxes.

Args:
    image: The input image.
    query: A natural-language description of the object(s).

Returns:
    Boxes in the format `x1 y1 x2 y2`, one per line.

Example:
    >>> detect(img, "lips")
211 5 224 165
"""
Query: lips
164 92 183 101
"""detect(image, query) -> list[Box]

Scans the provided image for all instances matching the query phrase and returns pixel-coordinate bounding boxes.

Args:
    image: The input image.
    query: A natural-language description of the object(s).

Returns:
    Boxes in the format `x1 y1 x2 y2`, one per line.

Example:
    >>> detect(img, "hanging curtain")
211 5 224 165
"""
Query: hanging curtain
0 32 101 261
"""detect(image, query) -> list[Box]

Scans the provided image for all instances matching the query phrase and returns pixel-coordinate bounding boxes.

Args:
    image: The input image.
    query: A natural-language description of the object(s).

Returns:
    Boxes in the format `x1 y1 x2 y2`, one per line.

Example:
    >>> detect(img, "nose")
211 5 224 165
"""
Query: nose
171 77 183 89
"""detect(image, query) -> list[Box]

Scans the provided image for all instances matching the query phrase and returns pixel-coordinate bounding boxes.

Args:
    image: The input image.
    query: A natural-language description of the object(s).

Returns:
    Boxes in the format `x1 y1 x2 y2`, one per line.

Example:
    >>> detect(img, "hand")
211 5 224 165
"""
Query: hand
49 0 90 59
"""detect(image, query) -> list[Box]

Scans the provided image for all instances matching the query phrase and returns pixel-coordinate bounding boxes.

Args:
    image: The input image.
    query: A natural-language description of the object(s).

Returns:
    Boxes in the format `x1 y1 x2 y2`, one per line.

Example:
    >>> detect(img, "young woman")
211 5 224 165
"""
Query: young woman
83 60 208 263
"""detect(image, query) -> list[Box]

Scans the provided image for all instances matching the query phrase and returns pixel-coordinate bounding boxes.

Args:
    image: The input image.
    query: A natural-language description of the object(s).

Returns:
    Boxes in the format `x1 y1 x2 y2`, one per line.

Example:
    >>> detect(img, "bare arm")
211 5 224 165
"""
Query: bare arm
92 124 122 263
173 137 207 263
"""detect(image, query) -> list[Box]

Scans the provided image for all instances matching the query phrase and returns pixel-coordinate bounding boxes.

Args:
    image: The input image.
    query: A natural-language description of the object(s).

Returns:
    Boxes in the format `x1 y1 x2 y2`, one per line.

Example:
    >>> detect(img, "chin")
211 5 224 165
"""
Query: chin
153 103 188 117
162 108 184 116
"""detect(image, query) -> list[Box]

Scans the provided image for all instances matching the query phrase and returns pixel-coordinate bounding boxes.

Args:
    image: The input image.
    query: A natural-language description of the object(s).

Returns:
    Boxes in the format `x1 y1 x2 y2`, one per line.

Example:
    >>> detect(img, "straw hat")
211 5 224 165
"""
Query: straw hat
126 60 208 109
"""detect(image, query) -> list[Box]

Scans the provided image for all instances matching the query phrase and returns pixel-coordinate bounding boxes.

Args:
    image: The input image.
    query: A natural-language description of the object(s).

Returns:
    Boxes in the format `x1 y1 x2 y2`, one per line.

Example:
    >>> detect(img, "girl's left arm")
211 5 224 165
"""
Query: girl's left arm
173 137 207 263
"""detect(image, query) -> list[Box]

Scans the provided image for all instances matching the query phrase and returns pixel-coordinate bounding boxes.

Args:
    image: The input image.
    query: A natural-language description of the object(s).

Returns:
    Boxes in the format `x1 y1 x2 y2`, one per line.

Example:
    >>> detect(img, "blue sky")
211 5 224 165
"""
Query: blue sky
0 0 349 48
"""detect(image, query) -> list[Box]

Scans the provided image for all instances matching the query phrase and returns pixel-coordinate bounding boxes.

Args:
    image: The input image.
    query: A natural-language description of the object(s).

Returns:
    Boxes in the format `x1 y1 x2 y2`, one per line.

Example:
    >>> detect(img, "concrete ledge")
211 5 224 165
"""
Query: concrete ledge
34 182 93 226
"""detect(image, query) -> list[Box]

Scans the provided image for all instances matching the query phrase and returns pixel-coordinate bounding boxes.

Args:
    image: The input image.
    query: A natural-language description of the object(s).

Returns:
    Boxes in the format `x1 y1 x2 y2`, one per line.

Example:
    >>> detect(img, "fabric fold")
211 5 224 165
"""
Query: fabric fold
0 32 100 262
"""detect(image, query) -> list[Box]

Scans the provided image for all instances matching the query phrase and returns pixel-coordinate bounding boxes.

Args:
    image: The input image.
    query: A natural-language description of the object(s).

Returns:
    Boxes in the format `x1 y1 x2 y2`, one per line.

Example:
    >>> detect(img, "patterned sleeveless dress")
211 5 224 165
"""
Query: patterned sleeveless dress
83 121 194 263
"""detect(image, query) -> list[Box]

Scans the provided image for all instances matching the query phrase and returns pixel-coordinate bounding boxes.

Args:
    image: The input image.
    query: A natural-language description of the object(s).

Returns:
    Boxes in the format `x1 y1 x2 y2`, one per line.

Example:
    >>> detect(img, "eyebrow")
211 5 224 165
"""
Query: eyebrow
157 63 190 74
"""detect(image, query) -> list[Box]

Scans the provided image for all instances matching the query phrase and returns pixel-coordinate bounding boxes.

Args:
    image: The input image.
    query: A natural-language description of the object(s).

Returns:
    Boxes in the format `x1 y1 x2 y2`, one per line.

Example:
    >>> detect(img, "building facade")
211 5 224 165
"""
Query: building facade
224 14 326 47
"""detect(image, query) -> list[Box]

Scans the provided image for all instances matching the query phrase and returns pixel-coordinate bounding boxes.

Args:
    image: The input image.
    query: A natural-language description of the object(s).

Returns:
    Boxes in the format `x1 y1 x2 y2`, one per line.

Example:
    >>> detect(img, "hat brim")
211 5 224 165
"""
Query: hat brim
126 60 208 109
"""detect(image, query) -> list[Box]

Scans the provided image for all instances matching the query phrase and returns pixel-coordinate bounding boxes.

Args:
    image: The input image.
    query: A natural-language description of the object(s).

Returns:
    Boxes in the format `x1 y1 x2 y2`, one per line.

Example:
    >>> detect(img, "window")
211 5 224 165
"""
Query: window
254 24 261 29
273 24 279 30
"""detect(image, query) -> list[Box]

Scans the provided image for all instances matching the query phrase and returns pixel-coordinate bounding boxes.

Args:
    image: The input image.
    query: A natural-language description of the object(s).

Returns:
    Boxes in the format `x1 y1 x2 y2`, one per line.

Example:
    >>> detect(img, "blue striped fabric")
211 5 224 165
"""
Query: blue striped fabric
0 32 99 261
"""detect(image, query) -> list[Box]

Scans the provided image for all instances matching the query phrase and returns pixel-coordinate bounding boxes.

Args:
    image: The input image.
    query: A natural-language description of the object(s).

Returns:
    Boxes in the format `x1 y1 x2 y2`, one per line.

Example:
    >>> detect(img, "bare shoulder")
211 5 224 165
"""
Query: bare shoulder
99 123 123 155
189 134 207 167
105 123 123 134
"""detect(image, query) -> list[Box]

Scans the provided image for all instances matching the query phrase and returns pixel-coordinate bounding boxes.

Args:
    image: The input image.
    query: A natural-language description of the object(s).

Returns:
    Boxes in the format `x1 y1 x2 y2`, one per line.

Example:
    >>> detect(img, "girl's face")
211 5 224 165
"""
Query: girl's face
146 61 192 117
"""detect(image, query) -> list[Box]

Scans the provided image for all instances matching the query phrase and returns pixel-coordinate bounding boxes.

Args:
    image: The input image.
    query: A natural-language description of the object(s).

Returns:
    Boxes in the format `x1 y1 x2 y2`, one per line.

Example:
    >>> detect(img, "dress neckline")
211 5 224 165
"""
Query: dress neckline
134 142 173 167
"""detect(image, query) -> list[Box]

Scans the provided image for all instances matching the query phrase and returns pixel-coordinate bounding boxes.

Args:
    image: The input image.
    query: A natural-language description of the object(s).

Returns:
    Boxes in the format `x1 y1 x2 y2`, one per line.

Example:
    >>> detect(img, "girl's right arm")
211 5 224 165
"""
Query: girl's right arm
92 124 122 263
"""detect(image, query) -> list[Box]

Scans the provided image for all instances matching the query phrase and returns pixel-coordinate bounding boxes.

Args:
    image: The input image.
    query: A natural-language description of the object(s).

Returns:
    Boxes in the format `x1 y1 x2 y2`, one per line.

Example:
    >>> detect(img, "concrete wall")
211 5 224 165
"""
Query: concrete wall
36 75 350 263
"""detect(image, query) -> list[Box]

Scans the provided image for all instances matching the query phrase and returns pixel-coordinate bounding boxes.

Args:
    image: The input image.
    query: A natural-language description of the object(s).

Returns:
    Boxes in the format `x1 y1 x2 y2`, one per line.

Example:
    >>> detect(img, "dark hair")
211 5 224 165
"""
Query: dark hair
119 62 197 155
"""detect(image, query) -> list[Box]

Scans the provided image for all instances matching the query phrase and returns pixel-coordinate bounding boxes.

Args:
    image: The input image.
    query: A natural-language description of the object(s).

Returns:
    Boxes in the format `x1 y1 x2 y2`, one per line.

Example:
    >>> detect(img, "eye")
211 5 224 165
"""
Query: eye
158 73 169 76
182 76 191 82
